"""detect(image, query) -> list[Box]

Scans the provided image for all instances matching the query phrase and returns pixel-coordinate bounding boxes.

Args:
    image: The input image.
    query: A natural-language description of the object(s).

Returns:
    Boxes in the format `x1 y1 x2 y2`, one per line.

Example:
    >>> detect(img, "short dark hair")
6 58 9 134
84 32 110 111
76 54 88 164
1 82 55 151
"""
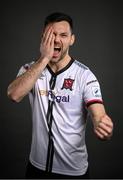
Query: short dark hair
44 12 73 33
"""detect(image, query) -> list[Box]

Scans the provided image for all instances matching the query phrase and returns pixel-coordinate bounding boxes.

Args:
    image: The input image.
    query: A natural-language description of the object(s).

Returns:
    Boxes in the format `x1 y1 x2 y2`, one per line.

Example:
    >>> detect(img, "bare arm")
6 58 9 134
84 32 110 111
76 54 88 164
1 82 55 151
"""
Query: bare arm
88 103 113 140
7 26 55 102
7 58 49 102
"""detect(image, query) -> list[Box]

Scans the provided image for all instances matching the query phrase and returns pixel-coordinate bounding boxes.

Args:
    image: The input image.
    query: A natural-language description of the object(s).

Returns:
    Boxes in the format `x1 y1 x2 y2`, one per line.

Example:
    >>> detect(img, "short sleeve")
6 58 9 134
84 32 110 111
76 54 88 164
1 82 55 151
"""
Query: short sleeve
83 70 103 107
17 61 35 77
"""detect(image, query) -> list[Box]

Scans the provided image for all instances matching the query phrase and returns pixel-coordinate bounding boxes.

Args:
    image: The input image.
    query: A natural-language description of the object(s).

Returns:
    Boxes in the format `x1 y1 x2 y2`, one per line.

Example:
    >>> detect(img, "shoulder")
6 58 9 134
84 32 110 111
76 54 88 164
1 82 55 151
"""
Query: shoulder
17 61 35 77
73 59 89 70
23 61 35 70
73 59 93 77
73 59 99 81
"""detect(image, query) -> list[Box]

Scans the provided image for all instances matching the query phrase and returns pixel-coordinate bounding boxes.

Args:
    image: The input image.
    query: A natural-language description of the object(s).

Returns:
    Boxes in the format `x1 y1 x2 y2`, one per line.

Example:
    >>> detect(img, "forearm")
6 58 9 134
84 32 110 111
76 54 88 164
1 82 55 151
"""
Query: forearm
88 104 106 127
88 104 113 140
7 57 49 102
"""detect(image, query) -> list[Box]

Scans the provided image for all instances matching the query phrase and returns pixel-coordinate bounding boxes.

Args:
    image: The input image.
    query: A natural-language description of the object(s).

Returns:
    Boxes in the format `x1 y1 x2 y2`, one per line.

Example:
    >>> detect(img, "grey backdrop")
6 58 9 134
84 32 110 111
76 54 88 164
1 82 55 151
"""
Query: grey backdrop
1 0 122 178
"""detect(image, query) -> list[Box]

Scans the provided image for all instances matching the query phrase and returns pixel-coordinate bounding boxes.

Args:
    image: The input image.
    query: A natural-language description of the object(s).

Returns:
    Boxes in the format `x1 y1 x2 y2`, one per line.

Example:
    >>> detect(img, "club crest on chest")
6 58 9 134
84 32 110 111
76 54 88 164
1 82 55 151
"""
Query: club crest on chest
61 78 74 91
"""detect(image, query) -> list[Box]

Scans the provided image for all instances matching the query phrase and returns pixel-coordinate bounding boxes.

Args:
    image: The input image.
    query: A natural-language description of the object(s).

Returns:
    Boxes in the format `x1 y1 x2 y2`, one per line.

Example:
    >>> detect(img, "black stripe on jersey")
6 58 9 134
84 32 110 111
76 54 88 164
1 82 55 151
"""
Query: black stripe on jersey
45 75 56 172
86 99 103 108
46 100 54 172
46 131 54 172
50 75 56 89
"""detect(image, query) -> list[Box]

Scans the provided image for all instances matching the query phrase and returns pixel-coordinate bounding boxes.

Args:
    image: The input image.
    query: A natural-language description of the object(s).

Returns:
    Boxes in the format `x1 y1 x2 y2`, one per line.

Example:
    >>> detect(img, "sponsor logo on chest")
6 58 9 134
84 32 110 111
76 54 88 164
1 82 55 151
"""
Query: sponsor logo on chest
39 89 70 103
38 77 75 103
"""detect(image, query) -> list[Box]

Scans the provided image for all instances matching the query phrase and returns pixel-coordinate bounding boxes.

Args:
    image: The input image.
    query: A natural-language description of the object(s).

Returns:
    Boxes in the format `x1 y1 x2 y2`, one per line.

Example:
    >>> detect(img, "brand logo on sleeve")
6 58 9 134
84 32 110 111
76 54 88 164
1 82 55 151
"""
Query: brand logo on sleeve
92 86 101 97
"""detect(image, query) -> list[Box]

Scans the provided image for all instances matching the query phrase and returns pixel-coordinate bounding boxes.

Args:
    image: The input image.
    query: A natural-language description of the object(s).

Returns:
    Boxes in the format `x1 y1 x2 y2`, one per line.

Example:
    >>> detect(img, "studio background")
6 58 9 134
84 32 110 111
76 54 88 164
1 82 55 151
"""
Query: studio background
1 0 122 178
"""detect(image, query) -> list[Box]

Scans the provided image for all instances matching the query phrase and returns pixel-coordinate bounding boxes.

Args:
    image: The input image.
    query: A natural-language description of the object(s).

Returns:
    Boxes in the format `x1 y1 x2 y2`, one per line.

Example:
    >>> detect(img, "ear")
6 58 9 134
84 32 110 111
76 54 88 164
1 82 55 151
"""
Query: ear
70 34 75 46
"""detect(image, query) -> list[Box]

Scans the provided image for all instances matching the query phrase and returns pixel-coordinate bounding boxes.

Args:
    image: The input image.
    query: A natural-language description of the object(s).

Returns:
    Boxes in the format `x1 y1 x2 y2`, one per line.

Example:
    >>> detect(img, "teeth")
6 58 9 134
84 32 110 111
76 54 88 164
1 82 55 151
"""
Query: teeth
54 47 61 51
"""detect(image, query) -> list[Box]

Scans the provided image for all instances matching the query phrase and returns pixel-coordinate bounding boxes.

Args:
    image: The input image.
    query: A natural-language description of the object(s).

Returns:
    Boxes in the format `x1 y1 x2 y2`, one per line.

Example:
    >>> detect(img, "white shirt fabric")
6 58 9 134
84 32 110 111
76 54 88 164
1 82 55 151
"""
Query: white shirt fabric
17 59 103 176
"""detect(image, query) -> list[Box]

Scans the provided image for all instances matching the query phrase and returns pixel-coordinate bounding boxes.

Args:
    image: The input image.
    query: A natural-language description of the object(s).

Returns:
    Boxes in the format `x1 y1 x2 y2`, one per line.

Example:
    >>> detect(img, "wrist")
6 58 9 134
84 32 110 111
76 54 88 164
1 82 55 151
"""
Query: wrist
38 56 50 64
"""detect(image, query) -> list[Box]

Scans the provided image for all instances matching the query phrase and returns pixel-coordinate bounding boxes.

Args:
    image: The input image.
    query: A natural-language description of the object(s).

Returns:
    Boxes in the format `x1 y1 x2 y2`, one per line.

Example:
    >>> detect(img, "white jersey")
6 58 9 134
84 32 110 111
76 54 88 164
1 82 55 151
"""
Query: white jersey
17 59 103 176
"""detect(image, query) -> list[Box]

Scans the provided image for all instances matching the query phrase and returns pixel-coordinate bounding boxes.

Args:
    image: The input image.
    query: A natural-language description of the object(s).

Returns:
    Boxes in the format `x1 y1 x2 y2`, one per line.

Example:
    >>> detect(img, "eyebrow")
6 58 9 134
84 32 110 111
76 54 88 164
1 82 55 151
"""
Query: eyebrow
61 32 69 35
53 32 69 36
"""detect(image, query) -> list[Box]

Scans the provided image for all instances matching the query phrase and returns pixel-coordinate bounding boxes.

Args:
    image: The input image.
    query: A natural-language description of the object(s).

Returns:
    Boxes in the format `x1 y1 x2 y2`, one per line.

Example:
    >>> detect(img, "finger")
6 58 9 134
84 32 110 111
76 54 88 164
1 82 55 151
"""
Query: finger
42 26 53 43
95 128 112 140
46 29 54 46
94 129 105 139
98 122 113 135
42 25 51 38
50 33 55 47
101 115 113 128
45 28 54 44
95 126 109 137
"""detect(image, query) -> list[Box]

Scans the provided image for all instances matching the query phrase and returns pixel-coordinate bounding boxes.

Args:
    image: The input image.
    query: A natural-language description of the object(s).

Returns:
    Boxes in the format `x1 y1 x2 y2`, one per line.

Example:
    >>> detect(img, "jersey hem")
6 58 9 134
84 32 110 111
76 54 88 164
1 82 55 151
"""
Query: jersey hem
29 157 88 176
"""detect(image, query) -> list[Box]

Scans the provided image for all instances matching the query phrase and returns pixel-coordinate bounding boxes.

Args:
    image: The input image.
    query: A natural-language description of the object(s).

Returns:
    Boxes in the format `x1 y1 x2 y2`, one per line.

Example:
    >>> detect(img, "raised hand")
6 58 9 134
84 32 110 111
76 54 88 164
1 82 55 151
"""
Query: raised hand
40 26 55 61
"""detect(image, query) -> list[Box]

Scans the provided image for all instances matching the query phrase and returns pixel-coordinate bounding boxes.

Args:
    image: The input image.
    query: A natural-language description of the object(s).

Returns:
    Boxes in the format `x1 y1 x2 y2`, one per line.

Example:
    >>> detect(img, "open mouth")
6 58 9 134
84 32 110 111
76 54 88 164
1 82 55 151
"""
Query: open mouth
53 47 61 57
54 47 61 52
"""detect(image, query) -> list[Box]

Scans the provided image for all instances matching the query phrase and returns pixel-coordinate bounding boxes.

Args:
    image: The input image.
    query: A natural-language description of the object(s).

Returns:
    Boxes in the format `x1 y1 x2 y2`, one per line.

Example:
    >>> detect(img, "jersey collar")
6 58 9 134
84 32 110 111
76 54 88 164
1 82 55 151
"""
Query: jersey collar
46 58 75 76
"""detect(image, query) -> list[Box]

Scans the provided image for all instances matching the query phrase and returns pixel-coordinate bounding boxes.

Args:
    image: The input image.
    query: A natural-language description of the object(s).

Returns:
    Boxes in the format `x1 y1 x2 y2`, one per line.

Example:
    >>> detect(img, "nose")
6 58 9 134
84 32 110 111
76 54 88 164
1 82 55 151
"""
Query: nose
54 35 60 43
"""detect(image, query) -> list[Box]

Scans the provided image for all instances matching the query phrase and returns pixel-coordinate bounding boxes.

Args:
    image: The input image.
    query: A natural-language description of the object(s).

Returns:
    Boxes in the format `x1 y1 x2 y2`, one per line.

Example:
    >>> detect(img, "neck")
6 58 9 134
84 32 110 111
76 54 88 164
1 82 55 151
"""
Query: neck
48 55 71 73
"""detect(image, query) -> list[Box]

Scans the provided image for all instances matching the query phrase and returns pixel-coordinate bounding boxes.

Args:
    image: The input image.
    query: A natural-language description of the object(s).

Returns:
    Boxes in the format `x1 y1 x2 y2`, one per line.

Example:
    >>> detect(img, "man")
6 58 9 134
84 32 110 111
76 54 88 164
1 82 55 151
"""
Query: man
7 12 113 179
